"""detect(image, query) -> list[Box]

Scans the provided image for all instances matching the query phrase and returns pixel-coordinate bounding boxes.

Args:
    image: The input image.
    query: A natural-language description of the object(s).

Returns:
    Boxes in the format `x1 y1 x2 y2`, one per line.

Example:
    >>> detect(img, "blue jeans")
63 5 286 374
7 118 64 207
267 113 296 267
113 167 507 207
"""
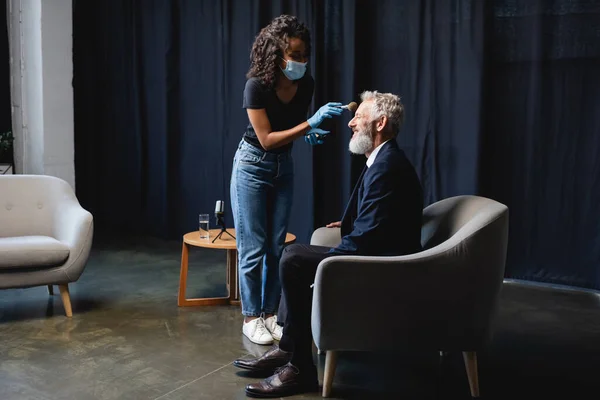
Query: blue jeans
230 139 294 317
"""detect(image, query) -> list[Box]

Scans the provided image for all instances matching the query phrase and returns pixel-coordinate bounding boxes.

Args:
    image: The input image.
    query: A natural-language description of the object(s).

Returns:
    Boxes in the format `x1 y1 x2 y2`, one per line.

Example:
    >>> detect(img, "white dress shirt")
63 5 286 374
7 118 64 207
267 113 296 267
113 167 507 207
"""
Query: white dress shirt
366 139 391 168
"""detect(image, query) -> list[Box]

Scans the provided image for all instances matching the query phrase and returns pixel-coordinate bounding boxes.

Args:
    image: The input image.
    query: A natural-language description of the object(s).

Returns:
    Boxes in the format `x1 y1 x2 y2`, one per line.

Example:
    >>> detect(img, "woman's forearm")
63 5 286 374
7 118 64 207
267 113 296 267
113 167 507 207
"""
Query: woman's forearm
256 121 312 151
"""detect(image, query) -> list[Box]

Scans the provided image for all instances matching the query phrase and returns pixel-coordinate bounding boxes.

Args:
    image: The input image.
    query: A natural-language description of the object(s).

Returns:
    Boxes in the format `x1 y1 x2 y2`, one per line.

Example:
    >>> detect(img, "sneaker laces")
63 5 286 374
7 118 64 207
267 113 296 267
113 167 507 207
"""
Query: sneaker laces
254 317 269 337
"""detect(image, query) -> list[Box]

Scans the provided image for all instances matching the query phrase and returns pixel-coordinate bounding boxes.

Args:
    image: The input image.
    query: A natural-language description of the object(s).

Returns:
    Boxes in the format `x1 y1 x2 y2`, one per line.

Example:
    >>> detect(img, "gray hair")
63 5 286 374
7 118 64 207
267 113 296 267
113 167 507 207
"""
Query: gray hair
360 90 404 135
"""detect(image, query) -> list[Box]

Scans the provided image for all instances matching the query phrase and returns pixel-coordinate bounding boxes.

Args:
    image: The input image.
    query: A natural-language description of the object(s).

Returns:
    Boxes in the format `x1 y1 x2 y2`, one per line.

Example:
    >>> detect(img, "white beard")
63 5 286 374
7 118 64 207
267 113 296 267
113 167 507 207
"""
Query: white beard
349 129 374 155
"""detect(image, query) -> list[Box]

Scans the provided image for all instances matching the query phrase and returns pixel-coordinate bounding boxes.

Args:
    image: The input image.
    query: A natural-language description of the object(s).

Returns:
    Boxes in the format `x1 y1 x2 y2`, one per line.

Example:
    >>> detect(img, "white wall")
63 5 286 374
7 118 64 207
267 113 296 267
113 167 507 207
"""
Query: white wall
7 0 25 174
40 0 74 186
7 0 74 188
21 0 44 175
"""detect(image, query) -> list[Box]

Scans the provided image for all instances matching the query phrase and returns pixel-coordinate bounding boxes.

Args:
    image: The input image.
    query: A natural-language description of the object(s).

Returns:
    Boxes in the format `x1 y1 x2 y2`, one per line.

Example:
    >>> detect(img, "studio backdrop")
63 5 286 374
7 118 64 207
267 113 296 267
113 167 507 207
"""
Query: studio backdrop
72 0 600 290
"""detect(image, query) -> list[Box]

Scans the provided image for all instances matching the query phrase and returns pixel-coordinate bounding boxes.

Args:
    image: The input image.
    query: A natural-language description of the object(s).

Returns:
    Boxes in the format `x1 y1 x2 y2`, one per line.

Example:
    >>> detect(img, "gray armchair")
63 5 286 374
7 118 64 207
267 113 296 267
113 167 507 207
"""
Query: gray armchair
0 175 94 317
310 195 509 398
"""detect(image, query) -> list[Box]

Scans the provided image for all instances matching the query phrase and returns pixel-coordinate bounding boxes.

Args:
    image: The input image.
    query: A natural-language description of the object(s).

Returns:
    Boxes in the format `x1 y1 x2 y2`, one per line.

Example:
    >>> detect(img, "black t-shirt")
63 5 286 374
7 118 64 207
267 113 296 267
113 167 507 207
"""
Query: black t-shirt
242 74 315 153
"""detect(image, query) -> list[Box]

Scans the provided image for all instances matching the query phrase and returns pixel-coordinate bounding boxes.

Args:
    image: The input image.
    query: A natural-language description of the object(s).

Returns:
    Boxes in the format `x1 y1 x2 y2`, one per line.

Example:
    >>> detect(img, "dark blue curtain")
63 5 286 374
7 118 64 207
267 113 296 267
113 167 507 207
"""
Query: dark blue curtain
73 0 600 290
481 0 600 288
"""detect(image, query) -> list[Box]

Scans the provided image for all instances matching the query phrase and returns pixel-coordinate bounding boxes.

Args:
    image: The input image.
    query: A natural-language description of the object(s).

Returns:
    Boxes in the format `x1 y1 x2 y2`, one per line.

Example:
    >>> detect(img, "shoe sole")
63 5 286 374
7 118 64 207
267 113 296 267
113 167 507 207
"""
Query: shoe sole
232 360 286 373
232 361 271 372
245 384 319 398
245 339 274 345
243 333 274 346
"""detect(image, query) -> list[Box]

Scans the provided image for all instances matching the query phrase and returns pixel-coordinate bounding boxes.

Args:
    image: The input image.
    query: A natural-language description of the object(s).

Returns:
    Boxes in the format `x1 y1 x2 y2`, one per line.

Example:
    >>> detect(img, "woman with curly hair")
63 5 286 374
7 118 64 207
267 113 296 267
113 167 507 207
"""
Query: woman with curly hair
230 14 342 345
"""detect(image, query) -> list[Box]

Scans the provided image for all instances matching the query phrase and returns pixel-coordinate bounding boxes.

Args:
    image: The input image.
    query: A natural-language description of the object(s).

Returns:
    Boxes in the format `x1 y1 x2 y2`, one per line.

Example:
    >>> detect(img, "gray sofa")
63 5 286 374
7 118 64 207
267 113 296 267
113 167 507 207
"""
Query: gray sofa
0 174 94 317
310 195 509 398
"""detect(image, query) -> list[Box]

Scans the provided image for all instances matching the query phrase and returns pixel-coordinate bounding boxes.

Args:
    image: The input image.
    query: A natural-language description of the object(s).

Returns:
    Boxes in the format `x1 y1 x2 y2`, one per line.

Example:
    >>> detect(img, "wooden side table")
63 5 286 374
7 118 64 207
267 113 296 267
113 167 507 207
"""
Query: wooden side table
178 228 296 307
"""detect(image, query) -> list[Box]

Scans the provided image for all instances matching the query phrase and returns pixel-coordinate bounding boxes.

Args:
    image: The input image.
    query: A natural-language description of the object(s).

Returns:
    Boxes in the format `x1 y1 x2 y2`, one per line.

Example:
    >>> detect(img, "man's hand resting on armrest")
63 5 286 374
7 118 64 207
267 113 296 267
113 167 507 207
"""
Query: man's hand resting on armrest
326 221 341 228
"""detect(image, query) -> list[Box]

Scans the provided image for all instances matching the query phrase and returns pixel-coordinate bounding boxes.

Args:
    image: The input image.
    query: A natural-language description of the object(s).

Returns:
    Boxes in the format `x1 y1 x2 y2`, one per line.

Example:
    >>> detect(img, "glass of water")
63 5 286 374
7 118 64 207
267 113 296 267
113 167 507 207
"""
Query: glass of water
199 214 210 240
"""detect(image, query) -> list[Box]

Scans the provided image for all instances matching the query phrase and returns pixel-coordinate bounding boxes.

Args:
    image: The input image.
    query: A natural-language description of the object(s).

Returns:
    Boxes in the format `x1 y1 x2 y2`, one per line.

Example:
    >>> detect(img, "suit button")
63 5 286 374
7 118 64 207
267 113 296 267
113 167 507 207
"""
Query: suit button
5 203 12 210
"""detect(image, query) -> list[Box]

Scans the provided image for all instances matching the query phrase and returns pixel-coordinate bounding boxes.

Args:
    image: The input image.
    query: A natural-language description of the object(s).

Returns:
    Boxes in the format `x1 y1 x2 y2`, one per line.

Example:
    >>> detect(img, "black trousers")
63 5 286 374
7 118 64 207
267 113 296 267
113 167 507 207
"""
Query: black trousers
276 243 333 367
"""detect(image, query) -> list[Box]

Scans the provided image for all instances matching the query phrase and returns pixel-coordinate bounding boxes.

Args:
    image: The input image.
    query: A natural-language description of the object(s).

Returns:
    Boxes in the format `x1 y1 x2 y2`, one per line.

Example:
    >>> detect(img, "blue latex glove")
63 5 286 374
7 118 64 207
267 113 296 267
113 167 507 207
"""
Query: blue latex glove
304 128 329 145
307 102 343 128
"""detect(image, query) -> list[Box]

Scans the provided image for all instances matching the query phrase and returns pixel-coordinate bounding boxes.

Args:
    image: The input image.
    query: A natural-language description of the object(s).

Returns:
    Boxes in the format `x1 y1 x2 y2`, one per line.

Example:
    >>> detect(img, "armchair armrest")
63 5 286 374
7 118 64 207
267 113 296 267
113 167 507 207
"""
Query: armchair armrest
51 198 94 281
310 227 341 248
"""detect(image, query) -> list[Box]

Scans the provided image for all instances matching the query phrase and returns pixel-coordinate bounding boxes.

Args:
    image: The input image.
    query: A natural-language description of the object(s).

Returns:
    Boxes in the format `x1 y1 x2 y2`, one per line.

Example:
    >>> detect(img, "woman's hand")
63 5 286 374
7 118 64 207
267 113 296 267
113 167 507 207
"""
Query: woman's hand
307 102 343 128
304 128 329 145
326 221 341 228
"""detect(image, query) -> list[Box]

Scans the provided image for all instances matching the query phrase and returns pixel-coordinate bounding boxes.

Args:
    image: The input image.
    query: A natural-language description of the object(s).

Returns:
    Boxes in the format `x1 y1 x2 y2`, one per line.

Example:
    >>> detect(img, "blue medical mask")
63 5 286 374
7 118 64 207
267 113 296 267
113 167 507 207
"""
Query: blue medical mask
280 58 307 81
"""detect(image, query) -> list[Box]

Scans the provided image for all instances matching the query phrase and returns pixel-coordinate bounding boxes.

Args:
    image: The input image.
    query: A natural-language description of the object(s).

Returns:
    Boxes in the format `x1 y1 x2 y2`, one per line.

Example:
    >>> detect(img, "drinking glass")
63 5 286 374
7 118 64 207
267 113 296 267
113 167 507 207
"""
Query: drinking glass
199 214 210 239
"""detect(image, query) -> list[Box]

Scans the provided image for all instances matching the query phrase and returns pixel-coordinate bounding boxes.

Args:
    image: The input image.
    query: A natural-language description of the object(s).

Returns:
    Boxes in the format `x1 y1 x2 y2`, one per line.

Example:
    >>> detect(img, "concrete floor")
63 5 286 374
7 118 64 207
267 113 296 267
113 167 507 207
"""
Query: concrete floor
1 233 600 399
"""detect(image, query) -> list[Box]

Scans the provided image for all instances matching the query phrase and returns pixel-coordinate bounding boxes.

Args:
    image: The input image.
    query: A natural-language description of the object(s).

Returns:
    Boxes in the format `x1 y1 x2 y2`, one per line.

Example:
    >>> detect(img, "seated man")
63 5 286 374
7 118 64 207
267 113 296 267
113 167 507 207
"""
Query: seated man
235 90 424 398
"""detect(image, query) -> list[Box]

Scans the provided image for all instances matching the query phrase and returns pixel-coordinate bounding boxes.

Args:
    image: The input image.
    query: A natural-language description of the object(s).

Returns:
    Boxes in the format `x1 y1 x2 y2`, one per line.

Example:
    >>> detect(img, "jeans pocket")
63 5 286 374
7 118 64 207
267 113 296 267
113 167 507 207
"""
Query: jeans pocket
238 148 264 165
239 154 261 164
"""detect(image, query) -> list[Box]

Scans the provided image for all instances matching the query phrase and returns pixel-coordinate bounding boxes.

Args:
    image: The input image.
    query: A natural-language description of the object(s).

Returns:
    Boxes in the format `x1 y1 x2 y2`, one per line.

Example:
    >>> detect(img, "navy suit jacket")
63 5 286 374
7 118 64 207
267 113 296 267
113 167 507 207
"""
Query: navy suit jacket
330 139 423 256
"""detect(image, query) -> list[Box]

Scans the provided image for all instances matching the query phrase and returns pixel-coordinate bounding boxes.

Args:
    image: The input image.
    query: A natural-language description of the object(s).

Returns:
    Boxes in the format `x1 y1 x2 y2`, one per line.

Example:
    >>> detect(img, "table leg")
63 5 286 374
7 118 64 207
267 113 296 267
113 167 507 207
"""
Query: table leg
227 249 241 305
177 242 189 306
177 241 231 307
226 253 230 287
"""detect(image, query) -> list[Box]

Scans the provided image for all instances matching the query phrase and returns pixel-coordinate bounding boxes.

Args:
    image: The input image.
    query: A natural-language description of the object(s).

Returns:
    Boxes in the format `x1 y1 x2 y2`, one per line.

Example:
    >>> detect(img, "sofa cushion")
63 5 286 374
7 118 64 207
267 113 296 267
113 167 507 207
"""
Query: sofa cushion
0 236 70 269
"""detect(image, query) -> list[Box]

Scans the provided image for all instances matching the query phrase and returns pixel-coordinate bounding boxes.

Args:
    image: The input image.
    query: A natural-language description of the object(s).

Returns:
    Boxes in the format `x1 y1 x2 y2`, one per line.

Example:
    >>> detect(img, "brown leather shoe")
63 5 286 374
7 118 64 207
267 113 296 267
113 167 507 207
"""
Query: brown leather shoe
233 346 292 372
245 363 319 398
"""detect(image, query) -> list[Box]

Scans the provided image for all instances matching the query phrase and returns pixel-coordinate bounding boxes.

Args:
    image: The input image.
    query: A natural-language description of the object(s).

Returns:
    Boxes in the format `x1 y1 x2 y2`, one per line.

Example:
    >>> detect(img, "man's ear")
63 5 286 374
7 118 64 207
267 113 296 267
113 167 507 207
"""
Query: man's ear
376 115 388 132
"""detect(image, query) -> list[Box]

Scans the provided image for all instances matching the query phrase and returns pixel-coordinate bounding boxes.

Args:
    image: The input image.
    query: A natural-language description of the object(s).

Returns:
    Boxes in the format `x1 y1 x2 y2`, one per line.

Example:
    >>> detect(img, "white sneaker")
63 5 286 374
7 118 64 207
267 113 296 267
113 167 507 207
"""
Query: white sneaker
243 317 274 345
264 315 283 341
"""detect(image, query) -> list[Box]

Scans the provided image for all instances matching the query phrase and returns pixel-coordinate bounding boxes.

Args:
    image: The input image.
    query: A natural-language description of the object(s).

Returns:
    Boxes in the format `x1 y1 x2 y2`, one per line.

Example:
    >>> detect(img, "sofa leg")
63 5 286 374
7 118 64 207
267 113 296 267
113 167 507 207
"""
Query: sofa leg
462 351 479 397
58 284 73 317
47 285 54 295
322 351 337 397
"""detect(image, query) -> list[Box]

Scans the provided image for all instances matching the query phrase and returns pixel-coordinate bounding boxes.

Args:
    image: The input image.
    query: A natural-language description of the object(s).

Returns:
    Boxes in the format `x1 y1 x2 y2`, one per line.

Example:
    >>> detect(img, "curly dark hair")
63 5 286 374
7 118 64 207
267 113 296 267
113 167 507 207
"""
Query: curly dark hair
247 15 311 89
